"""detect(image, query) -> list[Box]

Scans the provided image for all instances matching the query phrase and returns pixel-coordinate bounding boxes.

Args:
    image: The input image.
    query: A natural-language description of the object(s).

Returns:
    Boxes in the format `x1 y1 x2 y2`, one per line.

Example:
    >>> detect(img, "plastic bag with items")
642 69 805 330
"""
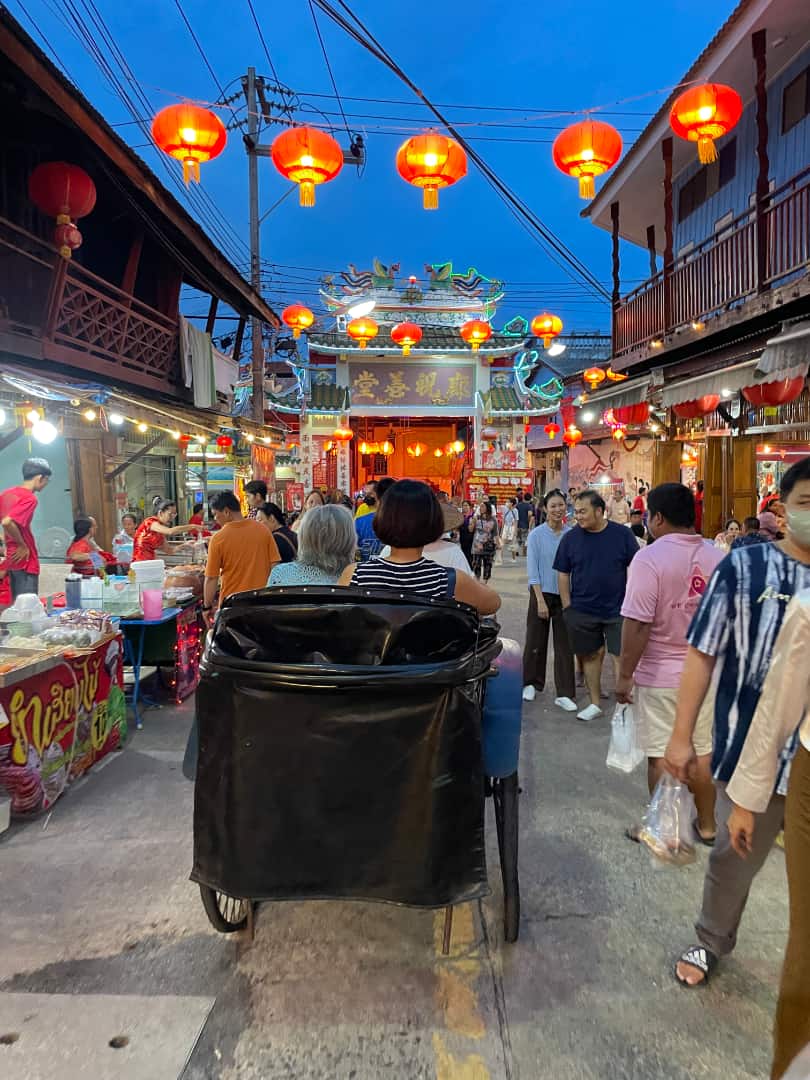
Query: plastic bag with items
606 704 645 774
639 774 697 866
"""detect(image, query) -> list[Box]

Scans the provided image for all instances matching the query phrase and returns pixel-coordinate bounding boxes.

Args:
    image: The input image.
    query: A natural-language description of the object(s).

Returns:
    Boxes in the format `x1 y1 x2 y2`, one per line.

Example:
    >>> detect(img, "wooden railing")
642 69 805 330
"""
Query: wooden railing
0 215 180 391
613 169 810 357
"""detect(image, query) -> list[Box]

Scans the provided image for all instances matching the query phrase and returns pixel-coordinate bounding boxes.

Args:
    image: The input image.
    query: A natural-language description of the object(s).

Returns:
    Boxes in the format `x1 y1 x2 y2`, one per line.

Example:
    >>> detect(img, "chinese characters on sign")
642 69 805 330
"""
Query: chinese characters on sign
348 363 474 407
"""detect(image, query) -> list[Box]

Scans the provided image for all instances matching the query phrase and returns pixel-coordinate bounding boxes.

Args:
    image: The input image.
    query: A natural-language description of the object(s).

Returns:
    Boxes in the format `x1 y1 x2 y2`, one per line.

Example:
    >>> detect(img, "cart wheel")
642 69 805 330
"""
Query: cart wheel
199 885 253 933
492 772 520 943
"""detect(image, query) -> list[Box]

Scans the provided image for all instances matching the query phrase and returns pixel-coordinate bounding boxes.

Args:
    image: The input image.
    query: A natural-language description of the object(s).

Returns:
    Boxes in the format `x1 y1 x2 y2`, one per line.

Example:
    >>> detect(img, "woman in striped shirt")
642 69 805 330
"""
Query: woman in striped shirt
337 480 500 616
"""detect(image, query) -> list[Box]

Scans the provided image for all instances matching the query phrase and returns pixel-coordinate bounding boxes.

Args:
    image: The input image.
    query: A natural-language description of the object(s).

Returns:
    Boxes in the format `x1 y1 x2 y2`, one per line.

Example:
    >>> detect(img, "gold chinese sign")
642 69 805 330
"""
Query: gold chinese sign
349 363 474 407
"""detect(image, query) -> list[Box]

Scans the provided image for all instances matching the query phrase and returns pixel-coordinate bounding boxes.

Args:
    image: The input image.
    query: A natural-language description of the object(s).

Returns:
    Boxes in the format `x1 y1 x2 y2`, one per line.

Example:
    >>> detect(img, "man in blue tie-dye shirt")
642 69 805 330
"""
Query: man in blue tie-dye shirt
664 456 810 990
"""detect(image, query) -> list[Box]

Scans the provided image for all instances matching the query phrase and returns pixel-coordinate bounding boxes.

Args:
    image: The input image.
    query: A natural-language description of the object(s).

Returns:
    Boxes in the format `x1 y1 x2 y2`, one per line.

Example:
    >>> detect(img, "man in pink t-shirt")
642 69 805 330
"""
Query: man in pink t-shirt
617 482 724 843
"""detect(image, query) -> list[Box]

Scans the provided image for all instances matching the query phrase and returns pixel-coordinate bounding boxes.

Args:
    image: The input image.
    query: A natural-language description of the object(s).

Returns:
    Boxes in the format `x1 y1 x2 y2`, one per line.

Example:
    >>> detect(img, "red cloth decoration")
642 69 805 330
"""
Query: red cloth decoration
741 377 805 407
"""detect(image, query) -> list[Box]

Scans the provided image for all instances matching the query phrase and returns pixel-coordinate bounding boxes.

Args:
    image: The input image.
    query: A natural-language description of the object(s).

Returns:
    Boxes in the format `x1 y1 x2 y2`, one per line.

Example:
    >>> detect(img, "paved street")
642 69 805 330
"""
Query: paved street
0 560 787 1080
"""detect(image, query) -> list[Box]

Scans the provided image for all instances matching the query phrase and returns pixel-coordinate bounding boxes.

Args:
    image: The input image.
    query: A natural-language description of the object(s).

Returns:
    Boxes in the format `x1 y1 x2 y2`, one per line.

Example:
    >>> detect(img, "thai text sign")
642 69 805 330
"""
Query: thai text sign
349 363 475 407
0 636 126 816
466 469 534 503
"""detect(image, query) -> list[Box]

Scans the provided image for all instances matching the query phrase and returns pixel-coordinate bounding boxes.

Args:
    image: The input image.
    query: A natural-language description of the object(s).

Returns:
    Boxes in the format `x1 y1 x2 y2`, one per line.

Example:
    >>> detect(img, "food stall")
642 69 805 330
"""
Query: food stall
0 606 126 818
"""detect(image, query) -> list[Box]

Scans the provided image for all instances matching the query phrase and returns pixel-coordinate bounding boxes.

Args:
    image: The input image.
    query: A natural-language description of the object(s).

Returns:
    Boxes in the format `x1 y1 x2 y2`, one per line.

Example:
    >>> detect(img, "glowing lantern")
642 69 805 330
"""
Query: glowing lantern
552 120 622 200
380 440 394 456
582 367 606 390
459 319 492 351
563 426 583 447
216 435 234 449
179 434 192 447
531 312 563 348
433 447 444 458
151 104 227 185
544 422 561 440
452 439 465 454
672 395 720 420
391 322 423 355
741 377 805 407
28 161 97 259
282 304 314 338
406 441 427 458
669 84 743 164
612 425 627 441
395 133 467 210
332 424 353 441
270 125 343 207
606 367 628 382
346 317 379 349
358 441 371 455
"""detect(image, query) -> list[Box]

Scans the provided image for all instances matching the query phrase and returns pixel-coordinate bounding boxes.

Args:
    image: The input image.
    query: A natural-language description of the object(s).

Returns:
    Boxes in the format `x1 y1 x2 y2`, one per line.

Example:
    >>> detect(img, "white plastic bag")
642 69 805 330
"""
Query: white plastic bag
639 774 697 866
606 704 645 773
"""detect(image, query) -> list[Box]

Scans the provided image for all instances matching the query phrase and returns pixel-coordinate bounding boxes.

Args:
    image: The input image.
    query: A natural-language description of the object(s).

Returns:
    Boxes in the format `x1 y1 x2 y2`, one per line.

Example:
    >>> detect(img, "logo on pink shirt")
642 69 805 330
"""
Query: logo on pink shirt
688 572 709 599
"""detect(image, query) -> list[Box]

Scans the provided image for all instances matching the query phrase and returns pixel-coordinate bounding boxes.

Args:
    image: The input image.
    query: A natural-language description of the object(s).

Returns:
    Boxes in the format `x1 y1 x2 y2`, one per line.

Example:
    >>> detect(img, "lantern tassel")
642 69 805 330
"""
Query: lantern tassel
697 136 718 165
182 160 201 186
578 175 596 200
423 187 439 211
299 180 316 207
402 344 411 356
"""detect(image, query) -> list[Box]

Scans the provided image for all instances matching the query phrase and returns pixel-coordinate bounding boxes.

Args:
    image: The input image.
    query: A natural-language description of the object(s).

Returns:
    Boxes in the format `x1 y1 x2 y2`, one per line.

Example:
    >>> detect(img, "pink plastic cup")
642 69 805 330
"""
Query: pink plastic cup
141 588 163 621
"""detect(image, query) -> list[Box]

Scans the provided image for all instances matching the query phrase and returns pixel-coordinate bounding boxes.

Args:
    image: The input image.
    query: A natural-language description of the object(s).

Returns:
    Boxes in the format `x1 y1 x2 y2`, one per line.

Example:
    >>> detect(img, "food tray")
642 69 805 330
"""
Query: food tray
0 652 63 687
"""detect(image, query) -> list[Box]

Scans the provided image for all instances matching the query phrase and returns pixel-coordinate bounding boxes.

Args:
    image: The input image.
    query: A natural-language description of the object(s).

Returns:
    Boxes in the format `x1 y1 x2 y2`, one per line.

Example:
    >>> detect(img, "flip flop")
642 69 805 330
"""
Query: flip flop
624 824 642 843
693 821 716 847
674 945 718 988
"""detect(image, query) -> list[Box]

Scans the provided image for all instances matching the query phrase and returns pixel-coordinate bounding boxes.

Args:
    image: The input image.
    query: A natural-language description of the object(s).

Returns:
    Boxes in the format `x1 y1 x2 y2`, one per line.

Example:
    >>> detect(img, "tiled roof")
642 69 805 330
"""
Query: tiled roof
265 387 300 412
309 383 351 412
308 329 525 354
484 387 524 413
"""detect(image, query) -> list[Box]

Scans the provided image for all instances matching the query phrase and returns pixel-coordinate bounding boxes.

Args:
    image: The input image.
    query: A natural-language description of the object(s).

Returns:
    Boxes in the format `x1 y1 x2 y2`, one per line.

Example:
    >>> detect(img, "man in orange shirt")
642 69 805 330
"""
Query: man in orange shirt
203 491 279 616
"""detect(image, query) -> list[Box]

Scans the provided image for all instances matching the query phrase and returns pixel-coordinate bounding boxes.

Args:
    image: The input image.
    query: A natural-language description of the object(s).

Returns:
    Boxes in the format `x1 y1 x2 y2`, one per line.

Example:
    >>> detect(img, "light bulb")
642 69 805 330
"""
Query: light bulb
26 409 41 424
246 433 255 442
170 430 181 440
262 437 271 445
31 419 58 445
137 422 148 433
83 408 97 422
109 412 124 426
196 434 206 444
582 410 595 423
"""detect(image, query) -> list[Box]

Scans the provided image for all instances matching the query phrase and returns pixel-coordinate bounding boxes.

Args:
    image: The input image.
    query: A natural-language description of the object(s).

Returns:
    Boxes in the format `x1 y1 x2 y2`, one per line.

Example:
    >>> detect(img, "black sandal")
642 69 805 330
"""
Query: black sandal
624 824 641 843
693 821 716 847
674 945 718 988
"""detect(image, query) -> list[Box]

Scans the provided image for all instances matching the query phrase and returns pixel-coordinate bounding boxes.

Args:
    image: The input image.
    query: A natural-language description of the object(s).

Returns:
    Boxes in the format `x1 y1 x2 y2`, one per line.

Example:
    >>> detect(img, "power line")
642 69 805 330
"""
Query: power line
311 0 610 304
307 0 351 139
245 0 280 84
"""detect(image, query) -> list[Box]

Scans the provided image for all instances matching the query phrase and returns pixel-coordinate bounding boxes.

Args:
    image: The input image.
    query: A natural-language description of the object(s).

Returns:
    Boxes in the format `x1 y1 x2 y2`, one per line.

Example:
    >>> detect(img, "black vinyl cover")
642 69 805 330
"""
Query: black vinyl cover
192 588 498 908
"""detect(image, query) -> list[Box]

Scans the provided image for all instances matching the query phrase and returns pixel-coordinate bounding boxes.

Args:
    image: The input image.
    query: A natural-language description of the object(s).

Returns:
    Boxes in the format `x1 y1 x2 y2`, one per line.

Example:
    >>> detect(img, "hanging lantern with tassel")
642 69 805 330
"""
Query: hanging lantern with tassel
391 322 423 355
531 312 563 349
552 120 622 200
459 319 492 351
346 317 379 349
395 133 467 210
282 304 314 338
270 125 343 207
152 104 227 185
669 84 743 164
28 161 97 259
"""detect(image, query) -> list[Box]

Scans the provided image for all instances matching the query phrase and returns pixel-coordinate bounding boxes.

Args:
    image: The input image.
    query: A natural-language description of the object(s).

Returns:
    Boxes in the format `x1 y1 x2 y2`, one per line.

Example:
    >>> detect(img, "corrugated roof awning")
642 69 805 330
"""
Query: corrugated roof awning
583 375 651 409
755 319 810 380
661 359 759 408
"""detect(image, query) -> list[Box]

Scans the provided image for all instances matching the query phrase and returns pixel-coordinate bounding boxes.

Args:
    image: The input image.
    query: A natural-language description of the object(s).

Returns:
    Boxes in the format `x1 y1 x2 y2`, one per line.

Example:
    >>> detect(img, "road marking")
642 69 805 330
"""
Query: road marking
432 906 490 1079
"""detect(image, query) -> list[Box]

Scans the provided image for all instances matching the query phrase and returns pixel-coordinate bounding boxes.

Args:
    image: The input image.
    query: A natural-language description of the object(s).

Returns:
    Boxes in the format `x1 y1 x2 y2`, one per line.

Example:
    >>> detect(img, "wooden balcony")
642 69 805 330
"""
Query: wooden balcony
0 216 181 394
613 169 810 359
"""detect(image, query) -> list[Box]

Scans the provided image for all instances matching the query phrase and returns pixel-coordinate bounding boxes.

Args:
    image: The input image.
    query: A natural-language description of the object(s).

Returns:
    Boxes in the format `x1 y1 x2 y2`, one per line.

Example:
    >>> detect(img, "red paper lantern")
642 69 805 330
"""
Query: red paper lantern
152 104 227 184
391 322 423 355
346 317 379 349
612 402 650 426
179 434 192 446
459 319 492 351
583 367 606 390
552 120 622 200
216 435 233 449
741 377 805 408
282 304 314 338
531 312 563 349
672 395 720 420
28 161 97 259
406 441 427 458
395 133 467 210
271 125 343 207
563 426 583 447
544 422 561 440
669 84 743 164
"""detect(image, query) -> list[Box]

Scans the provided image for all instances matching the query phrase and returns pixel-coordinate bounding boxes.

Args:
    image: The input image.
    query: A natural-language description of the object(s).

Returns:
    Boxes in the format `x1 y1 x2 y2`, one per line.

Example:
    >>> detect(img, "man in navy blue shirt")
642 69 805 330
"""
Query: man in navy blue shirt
553 489 638 721
355 476 396 560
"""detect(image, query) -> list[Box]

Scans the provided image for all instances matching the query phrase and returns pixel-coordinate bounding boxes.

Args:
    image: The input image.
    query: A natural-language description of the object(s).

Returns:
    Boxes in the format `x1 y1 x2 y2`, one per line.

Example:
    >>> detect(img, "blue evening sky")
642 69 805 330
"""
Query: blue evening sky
12 0 737 333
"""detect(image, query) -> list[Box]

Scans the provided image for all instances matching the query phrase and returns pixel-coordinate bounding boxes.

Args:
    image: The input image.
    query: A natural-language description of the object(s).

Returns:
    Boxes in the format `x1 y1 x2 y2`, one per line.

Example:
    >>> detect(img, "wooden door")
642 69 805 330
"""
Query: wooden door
729 436 758 523
703 436 725 538
652 440 682 486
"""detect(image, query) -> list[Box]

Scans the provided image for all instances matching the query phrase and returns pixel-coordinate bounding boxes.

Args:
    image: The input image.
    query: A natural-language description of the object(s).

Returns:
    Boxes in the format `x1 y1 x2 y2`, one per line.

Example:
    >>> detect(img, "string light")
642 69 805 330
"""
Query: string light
109 412 124 425
195 434 206 443
137 422 148 433
170 430 181 440
245 433 256 442
83 408 97 421
26 409 41 424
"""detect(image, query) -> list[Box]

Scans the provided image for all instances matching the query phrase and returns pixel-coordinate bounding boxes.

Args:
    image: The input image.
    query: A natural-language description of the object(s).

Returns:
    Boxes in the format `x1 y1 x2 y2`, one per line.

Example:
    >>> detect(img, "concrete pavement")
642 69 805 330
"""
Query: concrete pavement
0 560 787 1079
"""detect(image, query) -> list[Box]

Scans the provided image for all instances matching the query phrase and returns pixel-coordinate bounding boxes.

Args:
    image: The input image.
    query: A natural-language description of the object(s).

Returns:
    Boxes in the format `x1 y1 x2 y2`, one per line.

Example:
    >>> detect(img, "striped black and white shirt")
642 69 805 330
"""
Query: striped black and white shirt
350 556 451 600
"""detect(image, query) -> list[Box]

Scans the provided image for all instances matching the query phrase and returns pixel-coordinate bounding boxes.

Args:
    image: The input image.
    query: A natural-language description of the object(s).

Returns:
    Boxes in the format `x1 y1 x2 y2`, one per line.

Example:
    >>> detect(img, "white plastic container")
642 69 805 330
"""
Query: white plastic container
80 577 103 609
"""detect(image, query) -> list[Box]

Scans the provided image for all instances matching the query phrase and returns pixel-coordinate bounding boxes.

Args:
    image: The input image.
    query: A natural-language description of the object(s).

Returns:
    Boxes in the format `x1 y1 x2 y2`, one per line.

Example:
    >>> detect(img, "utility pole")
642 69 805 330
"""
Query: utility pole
245 66 264 424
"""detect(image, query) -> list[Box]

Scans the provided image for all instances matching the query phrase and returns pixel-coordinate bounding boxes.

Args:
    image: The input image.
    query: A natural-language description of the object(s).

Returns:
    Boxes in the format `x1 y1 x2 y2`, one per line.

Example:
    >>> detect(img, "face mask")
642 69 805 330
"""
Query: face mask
786 508 810 546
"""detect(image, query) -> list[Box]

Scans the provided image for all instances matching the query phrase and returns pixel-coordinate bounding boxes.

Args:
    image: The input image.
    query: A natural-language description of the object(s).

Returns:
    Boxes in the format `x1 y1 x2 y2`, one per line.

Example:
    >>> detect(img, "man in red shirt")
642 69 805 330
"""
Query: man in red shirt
0 457 52 599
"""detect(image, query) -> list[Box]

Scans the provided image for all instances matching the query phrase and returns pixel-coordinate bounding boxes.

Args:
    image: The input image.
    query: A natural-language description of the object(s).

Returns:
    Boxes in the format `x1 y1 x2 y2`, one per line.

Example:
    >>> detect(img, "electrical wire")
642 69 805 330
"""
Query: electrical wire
307 0 351 139
12 0 79 82
311 0 610 303
245 0 280 84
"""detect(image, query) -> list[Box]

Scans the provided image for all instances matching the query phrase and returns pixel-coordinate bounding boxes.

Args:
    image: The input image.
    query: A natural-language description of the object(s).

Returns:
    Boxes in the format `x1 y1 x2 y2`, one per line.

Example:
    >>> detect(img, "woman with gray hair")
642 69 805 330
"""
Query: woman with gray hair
267 503 356 585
